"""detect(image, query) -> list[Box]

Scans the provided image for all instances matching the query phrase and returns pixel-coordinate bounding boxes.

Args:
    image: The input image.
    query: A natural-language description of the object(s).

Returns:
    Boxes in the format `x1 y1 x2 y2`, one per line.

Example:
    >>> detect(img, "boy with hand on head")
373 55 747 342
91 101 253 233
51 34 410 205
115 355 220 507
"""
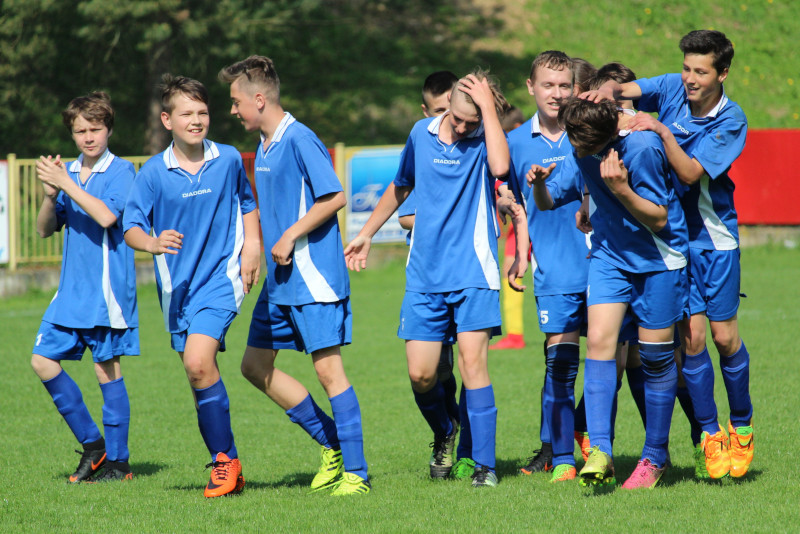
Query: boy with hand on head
345 69 511 488
219 55 370 496
32 91 138 483
123 75 261 498
583 30 753 480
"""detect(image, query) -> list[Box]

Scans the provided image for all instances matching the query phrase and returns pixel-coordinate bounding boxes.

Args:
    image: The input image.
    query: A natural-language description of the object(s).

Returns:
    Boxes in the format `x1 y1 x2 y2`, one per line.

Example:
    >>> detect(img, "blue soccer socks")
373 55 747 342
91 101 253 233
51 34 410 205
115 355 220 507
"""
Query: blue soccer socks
194 379 238 461
682 347 720 434
286 394 339 450
413 381 453 438
456 385 472 460
466 385 497 471
639 342 678 468
626 364 647 429
583 359 616 457
720 341 753 427
99 377 130 462
544 343 580 467
43 370 102 445
676 385 703 445
330 386 368 480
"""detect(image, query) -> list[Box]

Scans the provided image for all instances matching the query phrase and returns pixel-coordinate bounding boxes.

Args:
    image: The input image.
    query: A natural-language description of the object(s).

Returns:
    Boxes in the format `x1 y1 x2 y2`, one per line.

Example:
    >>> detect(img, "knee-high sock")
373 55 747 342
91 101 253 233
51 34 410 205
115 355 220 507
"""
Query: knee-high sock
286 394 339 449
43 369 102 445
544 343 580 467
681 347 719 434
438 345 460 424
195 379 237 461
610 379 622 444
626 364 647 429
639 342 678 468
330 386 368 480
583 359 616 457
413 381 453 438
456 385 472 460
574 394 587 434
100 377 130 462
466 385 497 471
676 386 703 445
720 342 753 426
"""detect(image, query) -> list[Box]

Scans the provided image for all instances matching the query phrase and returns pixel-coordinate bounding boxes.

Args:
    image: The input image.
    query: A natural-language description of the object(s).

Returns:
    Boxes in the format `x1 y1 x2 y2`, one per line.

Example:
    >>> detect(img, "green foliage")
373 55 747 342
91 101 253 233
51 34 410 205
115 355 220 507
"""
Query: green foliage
1 244 799 532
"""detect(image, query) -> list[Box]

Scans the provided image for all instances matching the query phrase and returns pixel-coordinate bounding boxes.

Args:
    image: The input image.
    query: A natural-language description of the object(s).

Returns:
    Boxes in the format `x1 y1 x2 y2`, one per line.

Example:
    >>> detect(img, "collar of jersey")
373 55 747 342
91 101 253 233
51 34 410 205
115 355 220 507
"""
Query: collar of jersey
684 87 729 120
162 139 219 169
68 149 114 174
260 112 296 147
427 111 484 139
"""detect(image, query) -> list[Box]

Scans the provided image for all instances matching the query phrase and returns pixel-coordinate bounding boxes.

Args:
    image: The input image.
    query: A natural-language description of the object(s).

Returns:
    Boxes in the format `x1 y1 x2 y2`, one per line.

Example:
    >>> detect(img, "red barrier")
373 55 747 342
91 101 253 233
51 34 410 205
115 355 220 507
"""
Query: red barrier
731 129 800 225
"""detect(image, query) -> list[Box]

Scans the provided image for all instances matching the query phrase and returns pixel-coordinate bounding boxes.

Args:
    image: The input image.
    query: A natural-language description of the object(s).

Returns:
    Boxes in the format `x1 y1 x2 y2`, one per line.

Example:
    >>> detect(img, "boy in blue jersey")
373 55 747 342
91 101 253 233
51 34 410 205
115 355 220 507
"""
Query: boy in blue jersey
584 30 754 480
345 70 511 488
219 56 370 496
529 97 689 490
31 92 138 483
123 75 261 498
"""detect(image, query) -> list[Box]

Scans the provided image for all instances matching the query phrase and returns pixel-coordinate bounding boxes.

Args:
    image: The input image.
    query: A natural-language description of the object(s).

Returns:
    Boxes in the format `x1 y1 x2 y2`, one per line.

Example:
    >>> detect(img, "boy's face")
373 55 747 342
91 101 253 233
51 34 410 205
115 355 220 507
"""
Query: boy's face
422 91 450 118
229 78 262 132
569 136 606 159
527 66 573 123
71 115 111 161
682 53 727 106
161 93 209 147
447 91 481 140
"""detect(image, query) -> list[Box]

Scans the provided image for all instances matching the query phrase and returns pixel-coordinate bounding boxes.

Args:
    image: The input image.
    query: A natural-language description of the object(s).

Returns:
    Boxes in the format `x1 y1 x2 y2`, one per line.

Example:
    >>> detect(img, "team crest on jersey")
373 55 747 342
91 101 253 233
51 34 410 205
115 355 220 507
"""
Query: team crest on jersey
182 188 212 198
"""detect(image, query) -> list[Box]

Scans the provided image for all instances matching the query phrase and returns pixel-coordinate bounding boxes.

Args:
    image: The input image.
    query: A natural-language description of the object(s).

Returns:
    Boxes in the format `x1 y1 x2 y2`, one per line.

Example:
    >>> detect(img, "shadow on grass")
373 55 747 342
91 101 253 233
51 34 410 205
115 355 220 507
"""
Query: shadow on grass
57 460 166 482
168 471 316 493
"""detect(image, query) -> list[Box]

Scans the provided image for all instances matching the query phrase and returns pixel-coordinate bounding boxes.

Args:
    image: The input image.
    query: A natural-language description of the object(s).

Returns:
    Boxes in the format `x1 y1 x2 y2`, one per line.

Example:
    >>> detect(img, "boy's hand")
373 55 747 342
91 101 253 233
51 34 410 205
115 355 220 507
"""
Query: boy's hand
36 155 68 198
458 74 494 114
496 194 520 224
600 149 630 196
507 256 527 292
526 163 556 186
576 204 593 234
579 86 615 103
343 235 371 272
151 230 182 255
240 242 261 294
628 112 666 136
271 233 295 265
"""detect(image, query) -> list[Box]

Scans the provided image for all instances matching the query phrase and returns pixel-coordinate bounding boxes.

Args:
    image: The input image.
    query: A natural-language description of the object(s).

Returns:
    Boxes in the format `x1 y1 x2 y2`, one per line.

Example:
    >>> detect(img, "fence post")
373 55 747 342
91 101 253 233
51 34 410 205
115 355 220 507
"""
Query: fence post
7 153 18 271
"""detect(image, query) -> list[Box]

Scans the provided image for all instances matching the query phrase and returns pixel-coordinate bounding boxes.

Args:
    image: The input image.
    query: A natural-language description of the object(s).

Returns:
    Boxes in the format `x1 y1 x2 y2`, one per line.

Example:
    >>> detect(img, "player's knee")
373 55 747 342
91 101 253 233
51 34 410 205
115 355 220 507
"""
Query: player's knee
240 354 267 384
408 369 436 391
711 330 740 356
31 354 59 380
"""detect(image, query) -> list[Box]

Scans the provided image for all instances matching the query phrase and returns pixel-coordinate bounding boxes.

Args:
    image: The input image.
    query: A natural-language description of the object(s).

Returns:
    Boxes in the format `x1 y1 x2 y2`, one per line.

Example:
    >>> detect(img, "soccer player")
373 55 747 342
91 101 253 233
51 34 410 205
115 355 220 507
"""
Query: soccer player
345 69 511 488
219 55 370 496
530 97 689 489
31 91 138 483
584 29 753 479
123 75 261 498
504 51 589 483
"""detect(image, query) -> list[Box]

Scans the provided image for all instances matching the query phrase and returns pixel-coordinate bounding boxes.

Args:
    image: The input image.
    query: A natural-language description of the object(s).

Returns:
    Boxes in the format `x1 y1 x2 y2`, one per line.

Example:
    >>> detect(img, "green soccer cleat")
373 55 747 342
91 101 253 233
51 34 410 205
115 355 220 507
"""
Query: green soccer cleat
330 472 371 496
578 446 616 488
451 457 476 480
550 463 577 483
310 446 344 492
693 443 710 479
429 419 458 479
471 466 498 488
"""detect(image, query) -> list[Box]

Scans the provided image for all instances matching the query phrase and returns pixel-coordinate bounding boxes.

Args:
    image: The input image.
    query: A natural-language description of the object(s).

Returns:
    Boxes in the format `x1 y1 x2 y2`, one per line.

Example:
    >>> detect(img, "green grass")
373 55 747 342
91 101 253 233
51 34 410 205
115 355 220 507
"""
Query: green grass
1 244 799 533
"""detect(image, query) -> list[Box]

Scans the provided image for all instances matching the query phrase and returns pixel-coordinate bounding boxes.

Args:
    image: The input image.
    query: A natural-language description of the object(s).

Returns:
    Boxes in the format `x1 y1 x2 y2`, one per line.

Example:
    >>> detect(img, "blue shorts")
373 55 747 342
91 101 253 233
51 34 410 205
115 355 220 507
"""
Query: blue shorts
248 297 352 354
619 309 638 344
587 258 689 330
33 321 139 363
399 288 501 342
171 308 236 353
534 293 587 334
688 248 741 321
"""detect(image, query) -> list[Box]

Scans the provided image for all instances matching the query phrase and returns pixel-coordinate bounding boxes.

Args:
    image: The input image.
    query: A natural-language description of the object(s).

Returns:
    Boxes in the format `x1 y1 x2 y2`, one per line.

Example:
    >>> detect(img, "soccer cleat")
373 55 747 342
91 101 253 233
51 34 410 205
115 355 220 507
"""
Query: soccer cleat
471 466 498 488
69 438 107 483
578 446 616 488
330 472 371 496
693 444 710 479
728 420 754 478
574 431 591 462
310 446 344 491
550 464 577 483
429 419 458 479
621 459 665 489
88 461 133 482
700 425 731 479
519 444 553 475
204 453 245 498
489 334 525 350
451 457 476 480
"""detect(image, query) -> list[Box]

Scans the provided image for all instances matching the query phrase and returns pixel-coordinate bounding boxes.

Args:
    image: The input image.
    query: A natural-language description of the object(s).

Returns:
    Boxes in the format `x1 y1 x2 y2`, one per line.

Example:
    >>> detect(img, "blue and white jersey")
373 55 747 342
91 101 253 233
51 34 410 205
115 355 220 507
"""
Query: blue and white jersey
549 131 688 273
255 112 349 305
123 140 256 333
507 114 589 296
394 114 500 292
43 150 137 329
635 73 747 250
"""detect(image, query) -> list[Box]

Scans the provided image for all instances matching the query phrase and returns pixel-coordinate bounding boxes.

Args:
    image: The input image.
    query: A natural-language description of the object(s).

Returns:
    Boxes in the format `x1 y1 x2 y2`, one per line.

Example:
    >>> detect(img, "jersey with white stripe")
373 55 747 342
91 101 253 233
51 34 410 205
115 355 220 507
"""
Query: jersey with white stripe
507 114 589 296
394 114 500 292
549 131 689 273
254 113 349 305
123 140 256 332
635 73 747 250
43 150 138 329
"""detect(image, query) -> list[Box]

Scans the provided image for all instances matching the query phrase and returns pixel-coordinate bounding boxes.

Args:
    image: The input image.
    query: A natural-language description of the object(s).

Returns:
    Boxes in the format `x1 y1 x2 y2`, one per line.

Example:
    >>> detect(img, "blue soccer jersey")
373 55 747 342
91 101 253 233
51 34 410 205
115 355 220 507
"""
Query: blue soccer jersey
123 140 256 332
635 73 747 250
394 114 500 292
549 131 688 273
507 114 589 296
254 112 349 305
43 150 138 330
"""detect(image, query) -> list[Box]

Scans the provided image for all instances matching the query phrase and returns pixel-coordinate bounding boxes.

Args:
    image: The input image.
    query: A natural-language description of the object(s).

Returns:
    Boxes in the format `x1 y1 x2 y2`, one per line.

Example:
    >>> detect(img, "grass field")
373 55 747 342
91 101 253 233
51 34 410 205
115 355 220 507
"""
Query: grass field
1 243 798 533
